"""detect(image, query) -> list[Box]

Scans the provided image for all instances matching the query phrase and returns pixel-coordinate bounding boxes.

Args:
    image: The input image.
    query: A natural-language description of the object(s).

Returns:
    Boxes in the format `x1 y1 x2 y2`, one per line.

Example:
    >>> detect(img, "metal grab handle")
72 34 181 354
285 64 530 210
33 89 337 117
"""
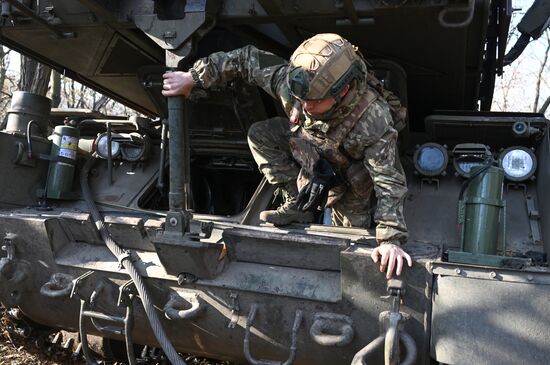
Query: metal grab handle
73 275 137 365
40 273 74 298
350 331 417 365
0 258 29 284
309 312 354 347
438 0 475 28
164 293 203 320
399 332 417 365
244 303 303 365
79 299 136 365
384 324 399 365
351 335 384 365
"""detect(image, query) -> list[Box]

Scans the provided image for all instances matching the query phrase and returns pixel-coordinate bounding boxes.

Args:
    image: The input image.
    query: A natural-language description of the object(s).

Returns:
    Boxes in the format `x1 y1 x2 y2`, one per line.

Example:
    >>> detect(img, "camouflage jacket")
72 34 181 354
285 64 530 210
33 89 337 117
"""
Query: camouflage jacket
190 45 408 244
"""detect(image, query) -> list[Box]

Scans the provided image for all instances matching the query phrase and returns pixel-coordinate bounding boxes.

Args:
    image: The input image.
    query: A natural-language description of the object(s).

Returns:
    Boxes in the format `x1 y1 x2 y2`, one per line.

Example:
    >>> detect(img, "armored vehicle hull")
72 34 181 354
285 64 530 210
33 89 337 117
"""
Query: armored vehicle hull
1 1 549 364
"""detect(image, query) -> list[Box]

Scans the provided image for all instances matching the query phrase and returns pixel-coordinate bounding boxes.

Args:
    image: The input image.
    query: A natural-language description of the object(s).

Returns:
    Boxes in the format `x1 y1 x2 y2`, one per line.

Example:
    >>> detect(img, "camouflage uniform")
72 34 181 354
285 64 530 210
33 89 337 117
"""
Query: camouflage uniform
190 45 408 244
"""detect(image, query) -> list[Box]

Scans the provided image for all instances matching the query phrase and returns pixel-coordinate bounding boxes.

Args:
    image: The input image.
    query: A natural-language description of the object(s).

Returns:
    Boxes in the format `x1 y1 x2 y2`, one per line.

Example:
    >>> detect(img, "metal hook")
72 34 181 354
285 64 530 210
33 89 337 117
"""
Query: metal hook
244 303 303 365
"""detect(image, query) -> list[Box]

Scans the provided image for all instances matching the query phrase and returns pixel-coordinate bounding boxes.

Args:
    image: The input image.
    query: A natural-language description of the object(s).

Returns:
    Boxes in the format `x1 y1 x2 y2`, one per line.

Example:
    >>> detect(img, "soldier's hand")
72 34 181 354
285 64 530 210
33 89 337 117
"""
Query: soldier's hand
296 159 335 211
371 243 412 280
162 71 195 97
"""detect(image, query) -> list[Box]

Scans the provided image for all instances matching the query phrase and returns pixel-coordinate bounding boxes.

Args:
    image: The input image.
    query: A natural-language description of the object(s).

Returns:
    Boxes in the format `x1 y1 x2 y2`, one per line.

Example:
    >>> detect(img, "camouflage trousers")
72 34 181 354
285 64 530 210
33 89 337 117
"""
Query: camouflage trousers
247 116 372 228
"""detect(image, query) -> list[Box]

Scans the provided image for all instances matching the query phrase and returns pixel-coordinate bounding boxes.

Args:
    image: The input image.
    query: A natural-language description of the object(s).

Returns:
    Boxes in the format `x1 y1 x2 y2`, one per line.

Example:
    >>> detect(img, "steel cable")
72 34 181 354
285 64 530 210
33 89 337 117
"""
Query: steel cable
80 157 186 365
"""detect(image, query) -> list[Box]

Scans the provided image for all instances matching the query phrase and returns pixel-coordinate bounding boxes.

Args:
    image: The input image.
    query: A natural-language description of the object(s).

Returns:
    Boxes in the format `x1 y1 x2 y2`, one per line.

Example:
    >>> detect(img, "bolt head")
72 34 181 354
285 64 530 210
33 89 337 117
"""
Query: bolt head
455 268 461 275
489 271 497 279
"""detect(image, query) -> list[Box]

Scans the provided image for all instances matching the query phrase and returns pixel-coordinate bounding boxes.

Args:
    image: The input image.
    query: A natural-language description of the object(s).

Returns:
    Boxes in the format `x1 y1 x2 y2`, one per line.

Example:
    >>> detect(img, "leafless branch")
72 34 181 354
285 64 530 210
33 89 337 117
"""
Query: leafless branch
533 33 550 112
539 95 550 115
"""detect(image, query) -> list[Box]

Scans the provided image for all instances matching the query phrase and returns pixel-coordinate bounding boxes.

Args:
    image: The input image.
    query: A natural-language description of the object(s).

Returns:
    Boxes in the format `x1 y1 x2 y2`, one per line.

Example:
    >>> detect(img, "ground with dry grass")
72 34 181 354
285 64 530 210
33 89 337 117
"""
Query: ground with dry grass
1 307 236 365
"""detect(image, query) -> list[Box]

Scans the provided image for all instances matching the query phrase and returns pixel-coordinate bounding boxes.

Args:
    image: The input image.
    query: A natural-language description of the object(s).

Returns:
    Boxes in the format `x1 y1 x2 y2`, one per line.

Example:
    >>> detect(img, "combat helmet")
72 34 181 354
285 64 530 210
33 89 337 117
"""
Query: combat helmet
287 33 366 102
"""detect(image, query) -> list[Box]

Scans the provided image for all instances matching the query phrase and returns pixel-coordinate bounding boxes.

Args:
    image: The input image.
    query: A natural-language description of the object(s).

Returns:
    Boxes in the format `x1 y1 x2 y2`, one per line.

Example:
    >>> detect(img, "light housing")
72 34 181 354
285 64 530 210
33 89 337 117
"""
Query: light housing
452 143 493 178
499 146 537 182
95 132 121 159
121 133 151 162
413 143 448 176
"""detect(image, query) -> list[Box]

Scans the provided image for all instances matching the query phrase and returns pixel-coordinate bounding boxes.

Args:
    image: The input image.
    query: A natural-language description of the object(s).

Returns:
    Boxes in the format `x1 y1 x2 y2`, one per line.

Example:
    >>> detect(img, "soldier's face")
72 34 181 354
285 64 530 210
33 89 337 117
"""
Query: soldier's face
302 97 337 116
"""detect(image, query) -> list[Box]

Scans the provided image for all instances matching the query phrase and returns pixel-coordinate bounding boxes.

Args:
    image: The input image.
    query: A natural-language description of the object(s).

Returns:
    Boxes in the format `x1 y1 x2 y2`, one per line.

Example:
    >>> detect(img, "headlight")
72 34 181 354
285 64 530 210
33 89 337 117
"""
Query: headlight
452 143 493 178
499 146 536 181
95 132 121 159
94 132 150 161
413 143 448 176
121 133 151 162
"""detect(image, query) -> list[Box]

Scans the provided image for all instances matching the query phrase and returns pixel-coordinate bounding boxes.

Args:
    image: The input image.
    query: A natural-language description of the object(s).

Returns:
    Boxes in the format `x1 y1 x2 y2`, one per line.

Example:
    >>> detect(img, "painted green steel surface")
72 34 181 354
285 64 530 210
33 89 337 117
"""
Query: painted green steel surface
46 125 79 199
462 166 504 255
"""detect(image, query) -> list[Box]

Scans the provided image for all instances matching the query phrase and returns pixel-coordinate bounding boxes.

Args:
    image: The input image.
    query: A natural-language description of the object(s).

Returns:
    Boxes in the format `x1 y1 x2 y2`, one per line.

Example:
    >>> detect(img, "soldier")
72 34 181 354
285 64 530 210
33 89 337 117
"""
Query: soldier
162 33 412 279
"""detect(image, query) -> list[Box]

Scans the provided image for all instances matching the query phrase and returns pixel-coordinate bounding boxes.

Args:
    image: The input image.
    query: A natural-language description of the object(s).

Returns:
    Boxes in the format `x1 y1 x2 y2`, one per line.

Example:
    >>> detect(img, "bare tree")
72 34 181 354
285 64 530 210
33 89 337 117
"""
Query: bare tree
493 58 525 112
492 8 550 118
539 95 550 114
533 32 550 112
18 55 51 96
0 47 7 96
1 47 136 117
50 70 61 108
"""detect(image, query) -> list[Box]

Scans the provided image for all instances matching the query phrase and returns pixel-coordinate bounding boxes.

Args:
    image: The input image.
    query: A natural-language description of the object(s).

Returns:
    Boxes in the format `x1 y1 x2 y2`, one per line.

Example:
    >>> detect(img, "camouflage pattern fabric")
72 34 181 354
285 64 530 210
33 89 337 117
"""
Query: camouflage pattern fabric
247 117 300 184
191 45 408 244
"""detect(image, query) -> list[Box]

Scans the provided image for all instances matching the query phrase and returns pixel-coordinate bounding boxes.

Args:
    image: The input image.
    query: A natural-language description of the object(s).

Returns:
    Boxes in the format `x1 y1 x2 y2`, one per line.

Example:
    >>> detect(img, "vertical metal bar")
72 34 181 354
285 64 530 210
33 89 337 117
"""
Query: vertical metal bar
502 202 507 253
167 95 186 212
342 0 359 24
156 119 168 190
124 300 137 365
79 300 101 365
107 122 113 185
183 103 192 211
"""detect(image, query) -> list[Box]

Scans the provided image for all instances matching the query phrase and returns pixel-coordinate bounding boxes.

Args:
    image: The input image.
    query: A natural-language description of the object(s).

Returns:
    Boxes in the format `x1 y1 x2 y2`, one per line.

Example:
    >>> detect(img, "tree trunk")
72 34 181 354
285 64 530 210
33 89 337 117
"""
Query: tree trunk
0 47 6 96
0 47 8 129
539 95 550 115
50 70 61 108
19 55 51 96
533 33 550 112
93 94 109 111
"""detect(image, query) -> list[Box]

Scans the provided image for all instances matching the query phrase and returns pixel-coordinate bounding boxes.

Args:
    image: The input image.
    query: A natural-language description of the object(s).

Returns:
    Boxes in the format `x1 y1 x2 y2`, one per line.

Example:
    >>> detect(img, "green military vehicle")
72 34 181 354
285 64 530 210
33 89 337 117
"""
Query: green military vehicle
0 1 549 364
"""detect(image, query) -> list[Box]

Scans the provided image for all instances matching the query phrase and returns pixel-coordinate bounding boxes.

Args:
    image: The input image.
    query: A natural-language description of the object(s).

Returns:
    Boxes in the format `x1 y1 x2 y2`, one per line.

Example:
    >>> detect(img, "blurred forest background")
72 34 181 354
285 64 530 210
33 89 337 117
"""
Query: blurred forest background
492 0 550 116
0 47 136 120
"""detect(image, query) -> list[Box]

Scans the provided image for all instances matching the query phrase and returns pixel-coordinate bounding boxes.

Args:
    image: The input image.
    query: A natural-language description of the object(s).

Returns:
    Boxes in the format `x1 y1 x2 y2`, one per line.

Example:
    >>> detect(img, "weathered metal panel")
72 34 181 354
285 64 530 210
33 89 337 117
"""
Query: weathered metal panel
199 261 341 303
341 244 439 365
223 227 349 271
0 132 50 207
432 264 550 365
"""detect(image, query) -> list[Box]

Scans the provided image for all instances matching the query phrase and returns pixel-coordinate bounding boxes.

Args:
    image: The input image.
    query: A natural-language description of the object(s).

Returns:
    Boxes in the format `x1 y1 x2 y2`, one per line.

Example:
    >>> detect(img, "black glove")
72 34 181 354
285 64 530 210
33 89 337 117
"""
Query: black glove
296 159 336 212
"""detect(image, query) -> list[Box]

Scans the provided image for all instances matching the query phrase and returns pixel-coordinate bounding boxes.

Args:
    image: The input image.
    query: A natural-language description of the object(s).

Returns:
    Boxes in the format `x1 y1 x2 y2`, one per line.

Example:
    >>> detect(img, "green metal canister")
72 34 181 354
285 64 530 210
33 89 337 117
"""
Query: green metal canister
461 166 504 255
4 91 51 134
46 125 80 199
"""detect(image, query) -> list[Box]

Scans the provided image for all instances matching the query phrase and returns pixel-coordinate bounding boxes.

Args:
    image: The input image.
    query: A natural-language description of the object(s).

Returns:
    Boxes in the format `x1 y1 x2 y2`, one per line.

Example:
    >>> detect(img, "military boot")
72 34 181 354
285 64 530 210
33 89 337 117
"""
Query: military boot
260 182 314 226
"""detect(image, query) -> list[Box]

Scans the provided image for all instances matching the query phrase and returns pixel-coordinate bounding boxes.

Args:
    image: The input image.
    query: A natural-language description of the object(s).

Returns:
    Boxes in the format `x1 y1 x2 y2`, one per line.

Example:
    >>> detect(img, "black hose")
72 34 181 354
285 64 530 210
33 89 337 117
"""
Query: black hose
26 120 43 158
80 157 186 365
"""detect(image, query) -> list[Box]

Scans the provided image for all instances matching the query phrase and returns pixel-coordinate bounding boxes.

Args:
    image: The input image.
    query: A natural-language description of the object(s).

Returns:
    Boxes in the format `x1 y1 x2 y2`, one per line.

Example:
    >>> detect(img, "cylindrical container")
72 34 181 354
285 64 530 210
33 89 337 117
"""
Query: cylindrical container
46 125 80 199
4 91 52 134
462 166 504 254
